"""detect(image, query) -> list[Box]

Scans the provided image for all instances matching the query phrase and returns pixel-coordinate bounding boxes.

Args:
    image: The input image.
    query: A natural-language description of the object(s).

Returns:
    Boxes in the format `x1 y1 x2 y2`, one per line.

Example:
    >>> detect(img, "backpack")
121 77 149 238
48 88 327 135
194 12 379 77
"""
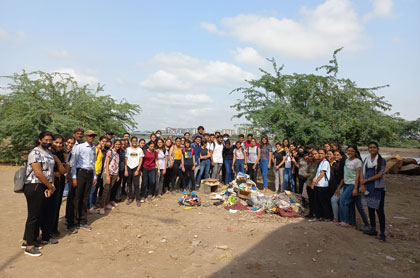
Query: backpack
14 163 30 193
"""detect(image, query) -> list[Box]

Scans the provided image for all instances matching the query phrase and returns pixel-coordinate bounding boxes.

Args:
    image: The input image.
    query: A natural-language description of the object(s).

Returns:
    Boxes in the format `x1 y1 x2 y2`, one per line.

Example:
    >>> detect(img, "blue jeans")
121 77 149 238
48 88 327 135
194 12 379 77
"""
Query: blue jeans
339 184 355 225
260 160 269 188
355 195 370 227
234 159 245 174
283 167 296 192
331 188 343 220
224 160 234 184
141 168 156 197
197 159 210 185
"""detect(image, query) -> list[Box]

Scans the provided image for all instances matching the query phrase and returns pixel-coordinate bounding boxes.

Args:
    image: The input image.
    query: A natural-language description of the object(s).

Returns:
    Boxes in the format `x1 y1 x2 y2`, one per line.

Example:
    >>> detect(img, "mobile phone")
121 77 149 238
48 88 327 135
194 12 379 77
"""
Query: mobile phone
44 190 49 197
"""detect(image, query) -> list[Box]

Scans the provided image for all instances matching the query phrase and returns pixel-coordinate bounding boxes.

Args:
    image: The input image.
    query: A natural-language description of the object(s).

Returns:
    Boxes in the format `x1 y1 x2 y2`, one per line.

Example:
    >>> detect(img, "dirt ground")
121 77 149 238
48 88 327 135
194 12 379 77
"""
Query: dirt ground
1 165 419 278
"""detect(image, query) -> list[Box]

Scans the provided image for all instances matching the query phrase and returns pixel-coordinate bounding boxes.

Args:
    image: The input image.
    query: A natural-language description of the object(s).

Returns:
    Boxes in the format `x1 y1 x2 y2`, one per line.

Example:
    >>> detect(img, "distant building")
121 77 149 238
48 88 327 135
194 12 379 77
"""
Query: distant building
221 128 235 136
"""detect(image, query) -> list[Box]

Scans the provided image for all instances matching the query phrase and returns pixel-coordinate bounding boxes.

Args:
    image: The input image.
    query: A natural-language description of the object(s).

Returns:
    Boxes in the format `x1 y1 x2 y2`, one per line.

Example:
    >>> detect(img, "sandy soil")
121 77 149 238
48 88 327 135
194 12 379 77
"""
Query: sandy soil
0 165 419 278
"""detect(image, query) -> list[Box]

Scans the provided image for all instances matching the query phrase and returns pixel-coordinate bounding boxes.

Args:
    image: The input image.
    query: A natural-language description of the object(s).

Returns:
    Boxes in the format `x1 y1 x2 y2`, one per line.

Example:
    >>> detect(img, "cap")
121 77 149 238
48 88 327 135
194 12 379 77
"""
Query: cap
85 130 97 136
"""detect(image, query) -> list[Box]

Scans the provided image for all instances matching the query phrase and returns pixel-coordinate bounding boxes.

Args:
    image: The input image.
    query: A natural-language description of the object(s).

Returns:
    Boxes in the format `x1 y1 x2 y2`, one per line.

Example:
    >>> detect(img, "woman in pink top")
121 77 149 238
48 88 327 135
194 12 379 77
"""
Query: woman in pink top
99 140 121 214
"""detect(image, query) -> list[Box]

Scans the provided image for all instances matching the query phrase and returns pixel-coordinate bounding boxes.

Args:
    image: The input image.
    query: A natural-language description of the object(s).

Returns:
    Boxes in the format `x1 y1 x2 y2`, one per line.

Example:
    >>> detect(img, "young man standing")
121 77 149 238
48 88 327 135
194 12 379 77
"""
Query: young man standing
70 130 97 232
105 131 114 142
193 126 205 141
191 136 202 187
210 135 224 181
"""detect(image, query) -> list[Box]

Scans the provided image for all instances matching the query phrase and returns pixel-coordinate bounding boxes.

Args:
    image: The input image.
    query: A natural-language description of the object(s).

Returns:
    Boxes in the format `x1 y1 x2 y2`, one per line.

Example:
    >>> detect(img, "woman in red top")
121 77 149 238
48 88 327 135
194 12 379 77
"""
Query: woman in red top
140 141 159 203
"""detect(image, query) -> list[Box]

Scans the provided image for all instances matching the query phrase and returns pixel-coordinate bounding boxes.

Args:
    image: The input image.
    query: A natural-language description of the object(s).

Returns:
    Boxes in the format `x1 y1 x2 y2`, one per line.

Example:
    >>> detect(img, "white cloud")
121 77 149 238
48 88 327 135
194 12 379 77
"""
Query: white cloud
141 70 191 91
391 36 402 44
365 0 394 20
47 49 71 60
233 47 267 67
204 0 366 60
200 22 225 35
140 52 254 91
55 68 99 86
150 93 213 108
0 28 26 42
0 28 10 41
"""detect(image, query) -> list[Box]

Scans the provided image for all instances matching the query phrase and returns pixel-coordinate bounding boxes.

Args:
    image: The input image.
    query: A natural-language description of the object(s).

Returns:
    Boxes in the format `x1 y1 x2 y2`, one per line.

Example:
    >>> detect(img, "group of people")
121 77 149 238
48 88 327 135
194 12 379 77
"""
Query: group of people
21 125 387 257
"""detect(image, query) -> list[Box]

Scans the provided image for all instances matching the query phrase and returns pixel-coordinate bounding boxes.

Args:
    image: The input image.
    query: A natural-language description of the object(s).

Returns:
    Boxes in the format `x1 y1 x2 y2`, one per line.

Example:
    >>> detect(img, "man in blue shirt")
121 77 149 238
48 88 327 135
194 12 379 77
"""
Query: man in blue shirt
69 130 97 232
191 136 202 188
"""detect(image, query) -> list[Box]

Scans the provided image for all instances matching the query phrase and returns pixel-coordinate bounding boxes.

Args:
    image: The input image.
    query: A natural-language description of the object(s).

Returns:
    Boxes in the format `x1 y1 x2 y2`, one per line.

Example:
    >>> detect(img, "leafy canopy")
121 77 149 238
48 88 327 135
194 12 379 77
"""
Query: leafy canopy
0 71 141 162
231 48 410 146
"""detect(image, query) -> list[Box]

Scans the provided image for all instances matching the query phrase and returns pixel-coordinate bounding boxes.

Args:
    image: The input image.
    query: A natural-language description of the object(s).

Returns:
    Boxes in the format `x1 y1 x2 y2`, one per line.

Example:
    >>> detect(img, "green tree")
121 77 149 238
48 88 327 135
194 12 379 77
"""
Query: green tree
231 48 400 146
0 71 141 163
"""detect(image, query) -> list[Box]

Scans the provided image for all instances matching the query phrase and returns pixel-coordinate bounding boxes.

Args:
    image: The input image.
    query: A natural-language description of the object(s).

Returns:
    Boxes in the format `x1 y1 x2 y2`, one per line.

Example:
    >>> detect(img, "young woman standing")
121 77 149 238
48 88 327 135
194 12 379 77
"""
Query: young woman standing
232 141 246 175
312 149 332 221
245 138 260 184
223 140 234 184
197 141 211 186
163 139 173 193
48 134 68 238
272 143 285 193
259 136 272 191
181 140 196 191
125 137 144 206
155 139 167 198
336 145 362 228
169 137 184 193
303 150 319 218
283 147 296 192
141 142 159 202
22 131 56 257
99 140 121 215
361 142 387 242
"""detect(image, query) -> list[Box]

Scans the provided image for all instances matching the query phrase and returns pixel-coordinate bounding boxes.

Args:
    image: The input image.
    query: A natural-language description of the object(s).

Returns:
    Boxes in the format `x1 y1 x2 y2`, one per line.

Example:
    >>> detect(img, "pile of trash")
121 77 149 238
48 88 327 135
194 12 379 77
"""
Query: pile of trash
178 191 201 207
209 172 303 217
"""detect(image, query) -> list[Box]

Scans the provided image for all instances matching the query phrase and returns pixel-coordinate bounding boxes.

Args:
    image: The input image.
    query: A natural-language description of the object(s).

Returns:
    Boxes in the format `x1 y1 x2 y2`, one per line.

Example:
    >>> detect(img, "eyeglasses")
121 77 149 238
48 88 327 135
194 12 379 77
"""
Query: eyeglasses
87 135 96 138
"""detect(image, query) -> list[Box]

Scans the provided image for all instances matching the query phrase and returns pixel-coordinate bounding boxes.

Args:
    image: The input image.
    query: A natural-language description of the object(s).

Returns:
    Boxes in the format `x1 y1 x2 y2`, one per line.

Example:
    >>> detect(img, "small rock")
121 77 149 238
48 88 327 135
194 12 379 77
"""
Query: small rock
148 251 154 254
160 238 167 243
192 240 201 247
170 254 178 260
312 258 316 262
288 252 292 256
317 249 323 253
194 235 198 238
386 256 396 261
216 245 229 250
136 234 142 238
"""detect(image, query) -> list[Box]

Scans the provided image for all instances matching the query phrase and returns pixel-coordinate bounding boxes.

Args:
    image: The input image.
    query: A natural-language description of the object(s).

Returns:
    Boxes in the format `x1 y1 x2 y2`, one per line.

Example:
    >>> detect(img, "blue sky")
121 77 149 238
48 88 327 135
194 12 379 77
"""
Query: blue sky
0 0 419 132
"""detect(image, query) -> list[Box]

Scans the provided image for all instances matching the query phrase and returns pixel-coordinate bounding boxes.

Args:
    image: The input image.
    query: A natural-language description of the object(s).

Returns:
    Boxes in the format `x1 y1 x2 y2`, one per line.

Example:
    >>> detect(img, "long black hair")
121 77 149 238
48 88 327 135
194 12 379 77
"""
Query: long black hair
34 131 54 147
368 141 383 174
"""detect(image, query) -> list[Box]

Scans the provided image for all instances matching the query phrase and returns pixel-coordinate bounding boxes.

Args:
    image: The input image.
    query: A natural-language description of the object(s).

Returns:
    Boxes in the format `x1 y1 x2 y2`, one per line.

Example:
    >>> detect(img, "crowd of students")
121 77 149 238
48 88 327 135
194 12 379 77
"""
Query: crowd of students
21 126 387 257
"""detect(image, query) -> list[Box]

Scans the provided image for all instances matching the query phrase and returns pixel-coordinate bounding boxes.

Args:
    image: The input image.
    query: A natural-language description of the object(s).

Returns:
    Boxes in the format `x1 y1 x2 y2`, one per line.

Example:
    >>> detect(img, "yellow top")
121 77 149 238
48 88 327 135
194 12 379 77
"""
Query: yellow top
174 146 183 160
95 147 104 175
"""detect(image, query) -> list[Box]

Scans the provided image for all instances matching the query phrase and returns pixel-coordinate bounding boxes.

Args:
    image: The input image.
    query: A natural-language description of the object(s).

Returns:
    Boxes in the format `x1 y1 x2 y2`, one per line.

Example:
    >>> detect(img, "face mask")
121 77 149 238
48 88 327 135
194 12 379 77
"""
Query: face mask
223 137 228 141
156 134 161 138
41 142 52 149
104 146 110 151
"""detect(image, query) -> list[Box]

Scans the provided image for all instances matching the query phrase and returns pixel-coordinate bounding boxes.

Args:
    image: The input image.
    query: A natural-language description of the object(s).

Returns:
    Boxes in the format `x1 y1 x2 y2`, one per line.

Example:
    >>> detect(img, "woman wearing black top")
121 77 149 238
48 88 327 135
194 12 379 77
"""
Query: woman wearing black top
40 134 67 244
223 140 235 184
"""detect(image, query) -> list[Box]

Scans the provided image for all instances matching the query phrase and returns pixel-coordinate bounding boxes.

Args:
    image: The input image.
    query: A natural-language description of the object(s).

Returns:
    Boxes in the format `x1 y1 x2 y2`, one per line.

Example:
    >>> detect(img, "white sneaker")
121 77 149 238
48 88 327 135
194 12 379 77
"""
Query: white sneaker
88 208 99 214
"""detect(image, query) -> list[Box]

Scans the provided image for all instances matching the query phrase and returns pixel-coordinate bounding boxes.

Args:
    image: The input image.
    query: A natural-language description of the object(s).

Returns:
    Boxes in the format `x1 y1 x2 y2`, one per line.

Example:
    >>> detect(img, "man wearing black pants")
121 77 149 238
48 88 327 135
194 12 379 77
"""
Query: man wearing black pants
70 130 97 232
